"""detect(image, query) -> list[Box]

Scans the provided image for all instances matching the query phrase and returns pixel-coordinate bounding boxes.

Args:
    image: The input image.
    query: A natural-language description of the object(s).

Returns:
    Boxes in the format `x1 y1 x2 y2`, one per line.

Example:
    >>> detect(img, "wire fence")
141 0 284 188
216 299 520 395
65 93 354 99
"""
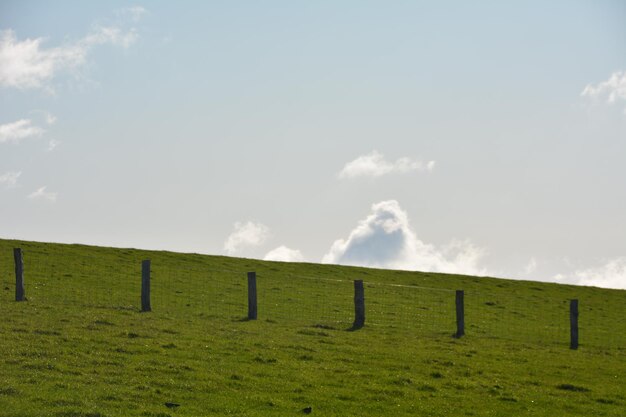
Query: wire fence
466 289 570 346
1 247 624 350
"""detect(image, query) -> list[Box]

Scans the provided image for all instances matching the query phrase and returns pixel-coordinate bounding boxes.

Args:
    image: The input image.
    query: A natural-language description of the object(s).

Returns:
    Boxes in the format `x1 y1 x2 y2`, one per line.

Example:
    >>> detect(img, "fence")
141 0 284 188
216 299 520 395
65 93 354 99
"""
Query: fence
1 247 625 350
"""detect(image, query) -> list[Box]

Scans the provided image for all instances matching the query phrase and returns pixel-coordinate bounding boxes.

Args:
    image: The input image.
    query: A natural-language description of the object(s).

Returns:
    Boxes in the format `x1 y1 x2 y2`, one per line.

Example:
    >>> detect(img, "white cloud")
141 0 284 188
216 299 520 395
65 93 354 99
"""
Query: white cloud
581 71 626 113
264 246 305 262
0 29 85 90
338 151 436 179
0 171 21 188
28 186 57 202
47 139 60 151
0 119 44 143
555 258 626 290
44 112 57 125
82 25 138 49
523 257 538 275
224 221 270 255
322 200 487 276
0 14 142 90
120 6 148 22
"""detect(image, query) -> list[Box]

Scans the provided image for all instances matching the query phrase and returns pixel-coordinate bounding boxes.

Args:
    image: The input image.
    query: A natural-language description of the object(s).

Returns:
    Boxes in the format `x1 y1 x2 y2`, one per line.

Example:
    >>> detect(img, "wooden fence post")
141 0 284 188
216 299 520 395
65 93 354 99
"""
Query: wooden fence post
352 280 365 329
247 272 257 320
570 299 579 350
141 260 151 312
455 290 465 338
14 248 25 302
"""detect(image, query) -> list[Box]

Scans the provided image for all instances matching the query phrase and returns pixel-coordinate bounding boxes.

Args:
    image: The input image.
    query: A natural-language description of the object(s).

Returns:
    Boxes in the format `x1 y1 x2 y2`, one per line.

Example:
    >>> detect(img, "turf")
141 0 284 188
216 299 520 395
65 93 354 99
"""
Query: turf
0 238 624 416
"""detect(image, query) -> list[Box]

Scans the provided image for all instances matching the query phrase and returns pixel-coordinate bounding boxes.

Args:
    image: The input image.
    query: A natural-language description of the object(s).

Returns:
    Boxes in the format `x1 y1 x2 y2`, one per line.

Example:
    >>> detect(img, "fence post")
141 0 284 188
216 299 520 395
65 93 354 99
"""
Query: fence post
247 272 257 320
14 248 25 302
570 299 579 350
455 290 465 338
141 260 151 312
352 280 365 329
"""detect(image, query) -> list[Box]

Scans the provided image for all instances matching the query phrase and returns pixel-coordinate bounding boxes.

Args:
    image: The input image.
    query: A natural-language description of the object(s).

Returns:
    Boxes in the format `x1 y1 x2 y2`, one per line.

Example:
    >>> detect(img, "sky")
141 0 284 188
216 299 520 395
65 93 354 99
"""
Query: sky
1 1 625 289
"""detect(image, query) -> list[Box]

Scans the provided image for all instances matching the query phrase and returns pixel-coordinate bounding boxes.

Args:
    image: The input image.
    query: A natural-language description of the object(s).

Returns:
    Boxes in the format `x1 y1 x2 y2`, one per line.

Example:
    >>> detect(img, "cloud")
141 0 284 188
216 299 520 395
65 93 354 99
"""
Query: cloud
322 200 486 276
224 221 270 255
0 171 21 188
28 186 57 202
581 71 626 113
120 6 148 22
44 112 57 125
47 139 60 151
82 25 139 49
0 13 142 90
0 119 44 143
0 29 86 90
27 109 57 125
555 258 626 290
264 246 305 262
338 151 435 179
523 257 538 275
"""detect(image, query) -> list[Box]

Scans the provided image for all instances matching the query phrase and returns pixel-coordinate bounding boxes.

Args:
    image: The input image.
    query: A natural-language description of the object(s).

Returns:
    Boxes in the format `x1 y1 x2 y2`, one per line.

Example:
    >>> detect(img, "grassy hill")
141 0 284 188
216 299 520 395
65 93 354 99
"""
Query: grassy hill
0 238 624 416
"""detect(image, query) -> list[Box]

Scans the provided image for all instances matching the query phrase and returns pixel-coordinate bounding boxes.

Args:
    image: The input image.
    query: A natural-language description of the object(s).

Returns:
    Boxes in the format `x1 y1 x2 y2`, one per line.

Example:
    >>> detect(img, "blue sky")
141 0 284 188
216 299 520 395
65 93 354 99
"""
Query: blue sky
1 1 625 288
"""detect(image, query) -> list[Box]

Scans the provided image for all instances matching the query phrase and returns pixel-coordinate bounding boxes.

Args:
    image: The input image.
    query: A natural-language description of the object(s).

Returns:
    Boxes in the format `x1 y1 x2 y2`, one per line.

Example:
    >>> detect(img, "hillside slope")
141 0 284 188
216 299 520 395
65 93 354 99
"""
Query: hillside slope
0 238 624 416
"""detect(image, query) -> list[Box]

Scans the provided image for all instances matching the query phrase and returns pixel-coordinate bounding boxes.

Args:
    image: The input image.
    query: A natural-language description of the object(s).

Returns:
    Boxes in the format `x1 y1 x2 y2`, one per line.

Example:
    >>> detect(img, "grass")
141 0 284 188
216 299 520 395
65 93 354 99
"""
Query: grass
0 238 624 416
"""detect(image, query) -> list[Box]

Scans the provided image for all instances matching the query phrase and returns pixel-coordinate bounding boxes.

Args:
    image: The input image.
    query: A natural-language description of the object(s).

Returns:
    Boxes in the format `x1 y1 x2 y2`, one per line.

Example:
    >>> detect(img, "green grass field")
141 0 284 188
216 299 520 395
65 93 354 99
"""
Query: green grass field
0 238 624 416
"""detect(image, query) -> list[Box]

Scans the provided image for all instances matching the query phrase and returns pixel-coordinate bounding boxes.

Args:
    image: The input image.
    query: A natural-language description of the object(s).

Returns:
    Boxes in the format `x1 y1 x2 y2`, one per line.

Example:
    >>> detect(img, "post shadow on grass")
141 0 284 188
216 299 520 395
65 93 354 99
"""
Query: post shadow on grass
348 280 365 331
